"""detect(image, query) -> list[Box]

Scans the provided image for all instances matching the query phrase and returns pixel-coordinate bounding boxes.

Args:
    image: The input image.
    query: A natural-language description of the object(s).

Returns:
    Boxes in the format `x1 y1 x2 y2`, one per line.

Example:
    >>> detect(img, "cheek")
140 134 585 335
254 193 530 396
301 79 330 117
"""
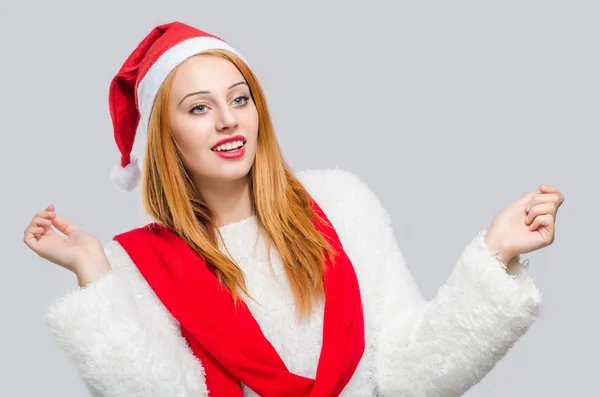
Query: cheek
242 109 260 139
172 122 213 157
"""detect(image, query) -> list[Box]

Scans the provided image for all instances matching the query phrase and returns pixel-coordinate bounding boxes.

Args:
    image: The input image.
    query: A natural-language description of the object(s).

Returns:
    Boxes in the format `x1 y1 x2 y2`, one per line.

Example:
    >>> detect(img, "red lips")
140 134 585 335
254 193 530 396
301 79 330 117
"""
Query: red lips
211 135 247 151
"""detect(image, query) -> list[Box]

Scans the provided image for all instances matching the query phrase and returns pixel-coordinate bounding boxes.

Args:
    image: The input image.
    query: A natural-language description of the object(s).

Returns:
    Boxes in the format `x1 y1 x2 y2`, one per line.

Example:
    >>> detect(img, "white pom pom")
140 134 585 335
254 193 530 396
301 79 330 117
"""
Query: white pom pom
110 155 141 192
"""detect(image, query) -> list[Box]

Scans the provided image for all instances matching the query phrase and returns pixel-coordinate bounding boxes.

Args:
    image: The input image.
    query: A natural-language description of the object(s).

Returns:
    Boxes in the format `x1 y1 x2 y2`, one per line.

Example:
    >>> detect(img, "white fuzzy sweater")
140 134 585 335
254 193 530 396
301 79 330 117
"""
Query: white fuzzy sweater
45 168 542 397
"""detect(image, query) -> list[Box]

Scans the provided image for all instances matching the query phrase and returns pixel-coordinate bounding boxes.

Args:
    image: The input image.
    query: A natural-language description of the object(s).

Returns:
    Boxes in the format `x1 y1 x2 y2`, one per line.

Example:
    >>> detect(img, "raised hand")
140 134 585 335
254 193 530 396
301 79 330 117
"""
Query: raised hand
23 204 111 279
484 185 565 265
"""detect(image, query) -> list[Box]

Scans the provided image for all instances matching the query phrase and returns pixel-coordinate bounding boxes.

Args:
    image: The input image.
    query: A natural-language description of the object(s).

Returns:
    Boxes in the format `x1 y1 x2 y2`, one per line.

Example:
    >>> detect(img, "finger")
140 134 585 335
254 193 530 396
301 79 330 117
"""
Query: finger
529 213 554 231
539 185 565 206
52 215 78 236
527 193 561 211
32 226 45 234
520 191 538 205
525 202 555 224
523 191 540 214
29 226 46 238
25 225 45 238
539 185 560 193
35 210 56 220
26 217 58 239
23 226 45 247
32 216 53 228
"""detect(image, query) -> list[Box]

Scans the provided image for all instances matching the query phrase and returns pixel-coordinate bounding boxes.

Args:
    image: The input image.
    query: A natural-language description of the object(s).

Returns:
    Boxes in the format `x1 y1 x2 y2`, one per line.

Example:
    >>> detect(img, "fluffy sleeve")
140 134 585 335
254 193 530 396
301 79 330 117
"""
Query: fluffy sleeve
298 168 542 397
45 240 208 397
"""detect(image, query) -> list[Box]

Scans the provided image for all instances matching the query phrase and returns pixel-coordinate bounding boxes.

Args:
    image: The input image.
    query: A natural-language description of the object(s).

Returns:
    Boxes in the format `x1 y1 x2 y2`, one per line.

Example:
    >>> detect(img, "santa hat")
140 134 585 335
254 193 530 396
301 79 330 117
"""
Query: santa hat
108 21 246 192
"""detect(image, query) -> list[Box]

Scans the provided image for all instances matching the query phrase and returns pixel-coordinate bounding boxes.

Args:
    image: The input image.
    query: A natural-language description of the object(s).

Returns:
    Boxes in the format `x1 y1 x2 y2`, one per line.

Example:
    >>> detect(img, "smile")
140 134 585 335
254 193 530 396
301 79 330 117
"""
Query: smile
212 139 245 152
211 135 247 159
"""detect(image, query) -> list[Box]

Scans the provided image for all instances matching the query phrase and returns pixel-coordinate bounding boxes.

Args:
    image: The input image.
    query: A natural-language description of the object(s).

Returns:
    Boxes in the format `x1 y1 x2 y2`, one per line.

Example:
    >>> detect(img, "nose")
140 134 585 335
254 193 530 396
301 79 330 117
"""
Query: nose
215 107 239 132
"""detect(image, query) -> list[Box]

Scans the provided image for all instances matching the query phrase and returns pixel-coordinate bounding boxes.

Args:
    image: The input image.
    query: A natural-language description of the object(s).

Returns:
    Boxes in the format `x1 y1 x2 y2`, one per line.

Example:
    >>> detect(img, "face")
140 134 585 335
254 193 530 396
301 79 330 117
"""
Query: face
169 54 259 187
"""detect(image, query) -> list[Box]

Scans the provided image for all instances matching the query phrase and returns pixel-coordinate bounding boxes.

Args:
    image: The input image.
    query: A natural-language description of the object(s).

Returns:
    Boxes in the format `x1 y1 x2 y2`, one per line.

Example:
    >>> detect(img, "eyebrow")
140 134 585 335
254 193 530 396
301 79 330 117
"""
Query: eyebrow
178 81 248 106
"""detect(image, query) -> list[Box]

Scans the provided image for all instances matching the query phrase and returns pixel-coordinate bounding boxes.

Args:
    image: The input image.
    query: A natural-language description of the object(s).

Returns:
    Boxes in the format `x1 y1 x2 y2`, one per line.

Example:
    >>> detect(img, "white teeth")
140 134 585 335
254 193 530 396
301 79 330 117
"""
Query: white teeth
214 140 244 152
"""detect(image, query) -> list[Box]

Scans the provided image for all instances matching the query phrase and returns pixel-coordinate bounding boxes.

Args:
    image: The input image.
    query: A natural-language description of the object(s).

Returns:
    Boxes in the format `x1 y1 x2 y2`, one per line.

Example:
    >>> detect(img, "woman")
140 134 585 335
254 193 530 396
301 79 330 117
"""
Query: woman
23 21 563 397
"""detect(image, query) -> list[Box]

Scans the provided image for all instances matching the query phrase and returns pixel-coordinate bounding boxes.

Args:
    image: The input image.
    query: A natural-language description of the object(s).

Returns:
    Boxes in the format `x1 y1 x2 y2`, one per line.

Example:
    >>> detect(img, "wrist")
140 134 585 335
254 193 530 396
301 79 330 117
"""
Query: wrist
75 257 112 288
483 232 514 266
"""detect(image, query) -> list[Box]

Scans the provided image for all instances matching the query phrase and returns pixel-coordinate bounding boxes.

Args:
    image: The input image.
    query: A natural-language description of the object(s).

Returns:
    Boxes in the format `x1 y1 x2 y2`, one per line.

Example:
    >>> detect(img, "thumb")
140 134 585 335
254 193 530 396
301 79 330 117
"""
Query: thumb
519 191 538 204
52 215 79 237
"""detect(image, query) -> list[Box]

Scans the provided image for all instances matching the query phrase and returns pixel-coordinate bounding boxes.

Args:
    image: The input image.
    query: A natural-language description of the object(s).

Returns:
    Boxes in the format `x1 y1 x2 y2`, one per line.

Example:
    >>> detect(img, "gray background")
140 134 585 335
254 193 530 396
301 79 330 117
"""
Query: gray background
2 0 597 395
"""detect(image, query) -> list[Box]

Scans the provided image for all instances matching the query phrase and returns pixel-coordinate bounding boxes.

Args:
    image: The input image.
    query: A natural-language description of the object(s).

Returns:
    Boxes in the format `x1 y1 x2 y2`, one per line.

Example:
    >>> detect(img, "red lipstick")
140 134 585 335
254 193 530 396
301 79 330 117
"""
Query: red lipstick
211 135 246 150
211 135 247 159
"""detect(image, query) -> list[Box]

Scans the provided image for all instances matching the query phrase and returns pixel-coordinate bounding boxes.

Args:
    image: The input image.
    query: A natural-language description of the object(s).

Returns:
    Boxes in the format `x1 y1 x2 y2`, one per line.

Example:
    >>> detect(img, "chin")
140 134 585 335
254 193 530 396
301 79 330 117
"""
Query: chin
217 168 252 181
190 148 257 185
205 161 254 182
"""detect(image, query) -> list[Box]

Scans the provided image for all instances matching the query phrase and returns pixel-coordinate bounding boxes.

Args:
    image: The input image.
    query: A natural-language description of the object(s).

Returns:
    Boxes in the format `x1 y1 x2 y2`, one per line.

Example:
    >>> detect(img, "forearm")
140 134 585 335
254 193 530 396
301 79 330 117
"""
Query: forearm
375 230 542 397
46 242 208 396
75 255 112 288
483 230 518 270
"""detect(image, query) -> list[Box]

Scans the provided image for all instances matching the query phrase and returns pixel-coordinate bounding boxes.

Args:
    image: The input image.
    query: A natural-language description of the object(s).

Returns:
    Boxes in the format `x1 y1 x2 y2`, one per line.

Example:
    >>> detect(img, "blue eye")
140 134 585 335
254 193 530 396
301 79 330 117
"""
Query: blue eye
190 104 208 114
233 95 249 106
189 95 249 115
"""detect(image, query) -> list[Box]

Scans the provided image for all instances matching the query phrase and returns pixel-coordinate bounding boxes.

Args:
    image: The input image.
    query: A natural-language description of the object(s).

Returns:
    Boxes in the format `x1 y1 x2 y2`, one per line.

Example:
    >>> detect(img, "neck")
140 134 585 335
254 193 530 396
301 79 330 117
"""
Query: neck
195 174 254 227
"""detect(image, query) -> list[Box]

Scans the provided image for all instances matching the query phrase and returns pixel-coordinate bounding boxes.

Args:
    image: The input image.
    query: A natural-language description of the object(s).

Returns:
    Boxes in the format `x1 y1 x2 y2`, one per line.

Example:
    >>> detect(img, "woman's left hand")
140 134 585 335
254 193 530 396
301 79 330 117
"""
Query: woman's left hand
484 185 565 265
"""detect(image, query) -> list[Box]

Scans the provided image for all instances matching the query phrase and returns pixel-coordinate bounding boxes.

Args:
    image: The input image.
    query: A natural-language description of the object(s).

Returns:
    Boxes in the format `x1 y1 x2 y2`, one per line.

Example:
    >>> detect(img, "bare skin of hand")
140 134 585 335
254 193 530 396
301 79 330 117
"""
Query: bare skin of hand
23 204 112 286
485 185 565 267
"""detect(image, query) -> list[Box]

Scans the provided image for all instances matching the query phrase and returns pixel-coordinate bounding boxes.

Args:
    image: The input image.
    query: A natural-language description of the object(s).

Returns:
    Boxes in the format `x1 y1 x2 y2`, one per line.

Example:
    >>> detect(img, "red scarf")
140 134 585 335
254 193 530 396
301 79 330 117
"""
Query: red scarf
113 200 365 396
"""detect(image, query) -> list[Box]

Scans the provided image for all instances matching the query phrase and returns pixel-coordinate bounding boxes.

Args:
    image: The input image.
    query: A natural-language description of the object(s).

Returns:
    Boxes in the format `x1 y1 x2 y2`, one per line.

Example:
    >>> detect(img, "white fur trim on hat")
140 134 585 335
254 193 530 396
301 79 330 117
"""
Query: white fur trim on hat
136 36 245 129
110 156 141 192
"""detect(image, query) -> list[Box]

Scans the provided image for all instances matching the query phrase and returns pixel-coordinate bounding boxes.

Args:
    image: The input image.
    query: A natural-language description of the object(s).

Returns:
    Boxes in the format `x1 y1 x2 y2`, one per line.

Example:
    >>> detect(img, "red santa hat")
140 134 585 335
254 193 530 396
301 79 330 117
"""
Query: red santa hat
108 21 246 192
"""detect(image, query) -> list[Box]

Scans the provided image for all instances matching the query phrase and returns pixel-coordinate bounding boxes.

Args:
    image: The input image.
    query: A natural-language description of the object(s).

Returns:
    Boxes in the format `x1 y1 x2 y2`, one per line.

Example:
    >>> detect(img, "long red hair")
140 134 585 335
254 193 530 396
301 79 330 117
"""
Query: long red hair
141 49 333 318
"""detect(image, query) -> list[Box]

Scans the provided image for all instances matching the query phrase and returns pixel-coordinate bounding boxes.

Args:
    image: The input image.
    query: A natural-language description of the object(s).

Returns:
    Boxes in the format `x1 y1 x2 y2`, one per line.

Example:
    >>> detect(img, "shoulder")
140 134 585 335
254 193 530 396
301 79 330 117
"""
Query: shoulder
295 167 392 229
294 170 405 318
296 167 370 198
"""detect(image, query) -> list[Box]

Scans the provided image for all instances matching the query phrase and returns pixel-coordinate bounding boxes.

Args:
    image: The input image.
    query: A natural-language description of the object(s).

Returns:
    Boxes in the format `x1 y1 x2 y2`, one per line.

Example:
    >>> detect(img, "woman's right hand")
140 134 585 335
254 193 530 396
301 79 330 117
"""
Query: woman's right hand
23 204 111 279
